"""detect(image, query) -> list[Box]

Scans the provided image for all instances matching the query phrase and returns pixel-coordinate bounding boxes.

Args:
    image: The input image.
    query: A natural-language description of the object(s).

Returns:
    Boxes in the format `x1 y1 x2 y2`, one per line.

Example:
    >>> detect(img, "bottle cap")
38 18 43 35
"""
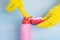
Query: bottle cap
22 17 30 24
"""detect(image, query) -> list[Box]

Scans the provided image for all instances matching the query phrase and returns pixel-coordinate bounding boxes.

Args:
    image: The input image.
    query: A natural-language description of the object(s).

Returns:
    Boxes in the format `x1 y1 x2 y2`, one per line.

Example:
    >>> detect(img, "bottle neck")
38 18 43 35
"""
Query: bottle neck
22 17 30 24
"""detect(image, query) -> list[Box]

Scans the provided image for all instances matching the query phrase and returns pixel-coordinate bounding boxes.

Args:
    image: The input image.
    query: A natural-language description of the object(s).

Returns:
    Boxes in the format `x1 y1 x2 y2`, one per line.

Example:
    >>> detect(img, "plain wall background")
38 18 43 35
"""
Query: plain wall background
0 0 60 40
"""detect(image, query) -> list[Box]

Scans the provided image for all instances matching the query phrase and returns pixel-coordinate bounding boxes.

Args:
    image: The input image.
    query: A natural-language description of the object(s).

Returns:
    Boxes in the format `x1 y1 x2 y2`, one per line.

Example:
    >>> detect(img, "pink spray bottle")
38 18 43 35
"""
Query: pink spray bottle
21 17 31 40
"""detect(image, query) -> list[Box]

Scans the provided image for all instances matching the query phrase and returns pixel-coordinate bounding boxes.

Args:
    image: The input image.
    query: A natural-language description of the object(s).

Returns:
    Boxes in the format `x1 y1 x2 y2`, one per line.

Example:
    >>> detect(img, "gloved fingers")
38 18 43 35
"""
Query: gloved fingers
5 2 14 10
40 18 59 28
37 15 59 28
5 2 15 12
43 14 60 28
5 0 15 9
39 23 54 28
5 0 17 12
6 4 17 12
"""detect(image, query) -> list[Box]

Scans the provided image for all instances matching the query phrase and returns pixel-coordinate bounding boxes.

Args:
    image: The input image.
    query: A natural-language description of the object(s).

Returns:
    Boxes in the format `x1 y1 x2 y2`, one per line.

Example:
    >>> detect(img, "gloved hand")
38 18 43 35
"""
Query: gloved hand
37 4 60 28
6 0 60 28
5 0 29 18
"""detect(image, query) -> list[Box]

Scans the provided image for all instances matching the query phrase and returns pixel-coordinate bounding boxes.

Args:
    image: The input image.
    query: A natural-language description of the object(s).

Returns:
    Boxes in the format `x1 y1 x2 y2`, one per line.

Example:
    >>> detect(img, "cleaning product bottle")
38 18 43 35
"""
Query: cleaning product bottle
21 17 31 40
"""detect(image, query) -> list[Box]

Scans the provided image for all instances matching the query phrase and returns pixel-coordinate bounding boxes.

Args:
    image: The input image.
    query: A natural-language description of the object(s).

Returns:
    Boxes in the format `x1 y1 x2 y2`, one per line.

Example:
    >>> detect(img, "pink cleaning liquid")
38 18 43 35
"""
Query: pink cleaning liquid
21 24 31 40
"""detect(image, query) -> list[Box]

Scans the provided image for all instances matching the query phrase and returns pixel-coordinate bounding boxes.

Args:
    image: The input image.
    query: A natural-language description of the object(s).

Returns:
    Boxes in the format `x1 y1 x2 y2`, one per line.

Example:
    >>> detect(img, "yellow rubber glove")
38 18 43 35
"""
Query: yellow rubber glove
5 0 29 18
37 3 60 28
